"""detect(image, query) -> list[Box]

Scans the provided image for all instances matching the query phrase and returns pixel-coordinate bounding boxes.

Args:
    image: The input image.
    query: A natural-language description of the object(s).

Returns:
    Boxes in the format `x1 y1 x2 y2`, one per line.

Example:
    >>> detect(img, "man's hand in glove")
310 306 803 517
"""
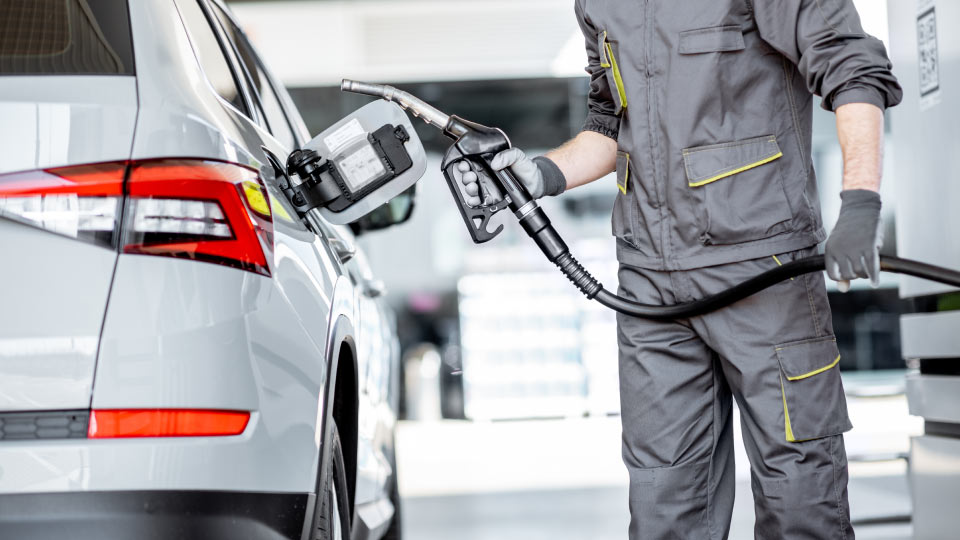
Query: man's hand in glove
824 189 883 292
458 148 566 206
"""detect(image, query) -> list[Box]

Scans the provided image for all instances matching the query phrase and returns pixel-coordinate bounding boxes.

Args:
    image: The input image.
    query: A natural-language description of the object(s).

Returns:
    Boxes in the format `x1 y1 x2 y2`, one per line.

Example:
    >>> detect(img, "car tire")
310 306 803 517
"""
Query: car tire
312 421 351 540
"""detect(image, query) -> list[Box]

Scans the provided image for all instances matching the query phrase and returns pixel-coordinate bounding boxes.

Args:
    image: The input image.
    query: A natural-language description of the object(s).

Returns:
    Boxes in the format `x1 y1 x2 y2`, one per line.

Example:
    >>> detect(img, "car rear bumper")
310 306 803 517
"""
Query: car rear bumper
0 490 310 540
0 411 322 495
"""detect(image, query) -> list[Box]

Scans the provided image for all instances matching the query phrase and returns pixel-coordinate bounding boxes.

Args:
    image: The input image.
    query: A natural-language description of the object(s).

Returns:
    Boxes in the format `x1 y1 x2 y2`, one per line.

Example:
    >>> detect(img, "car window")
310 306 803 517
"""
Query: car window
210 3 297 150
173 0 247 114
0 0 135 75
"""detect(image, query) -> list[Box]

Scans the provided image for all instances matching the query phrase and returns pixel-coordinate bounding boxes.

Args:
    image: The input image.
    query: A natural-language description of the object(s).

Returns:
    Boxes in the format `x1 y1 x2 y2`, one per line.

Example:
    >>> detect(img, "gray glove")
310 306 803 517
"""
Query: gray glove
824 189 884 291
458 148 566 206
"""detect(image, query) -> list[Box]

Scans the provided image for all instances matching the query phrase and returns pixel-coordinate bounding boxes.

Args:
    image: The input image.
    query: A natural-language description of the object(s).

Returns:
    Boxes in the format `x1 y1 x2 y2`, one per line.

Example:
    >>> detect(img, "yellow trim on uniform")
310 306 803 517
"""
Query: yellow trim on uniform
781 377 817 442
605 41 628 109
786 354 841 381
599 31 612 68
781 377 797 442
772 254 795 280
617 153 630 194
687 152 783 187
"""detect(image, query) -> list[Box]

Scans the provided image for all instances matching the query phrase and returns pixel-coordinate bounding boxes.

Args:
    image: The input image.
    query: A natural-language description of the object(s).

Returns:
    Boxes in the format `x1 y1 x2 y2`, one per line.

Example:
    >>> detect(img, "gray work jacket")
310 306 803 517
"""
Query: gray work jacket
575 0 902 270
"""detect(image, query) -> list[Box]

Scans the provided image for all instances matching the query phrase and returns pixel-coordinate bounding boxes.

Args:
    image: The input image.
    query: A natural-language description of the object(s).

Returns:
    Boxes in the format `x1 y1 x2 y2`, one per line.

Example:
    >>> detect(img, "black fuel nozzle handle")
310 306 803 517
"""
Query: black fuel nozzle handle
441 148 510 243
442 116 578 263
443 115 535 211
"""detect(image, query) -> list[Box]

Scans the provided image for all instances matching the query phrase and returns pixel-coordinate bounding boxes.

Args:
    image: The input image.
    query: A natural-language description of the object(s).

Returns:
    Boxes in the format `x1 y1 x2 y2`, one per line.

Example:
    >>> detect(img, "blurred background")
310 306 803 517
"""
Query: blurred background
230 1 919 537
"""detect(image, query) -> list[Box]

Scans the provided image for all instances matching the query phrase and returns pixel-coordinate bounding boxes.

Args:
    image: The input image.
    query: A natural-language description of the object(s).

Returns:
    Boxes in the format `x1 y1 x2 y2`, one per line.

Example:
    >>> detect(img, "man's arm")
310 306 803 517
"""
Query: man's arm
544 131 618 191
825 102 886 290
751 0 900 288
477 133 615 203
836 103 884 192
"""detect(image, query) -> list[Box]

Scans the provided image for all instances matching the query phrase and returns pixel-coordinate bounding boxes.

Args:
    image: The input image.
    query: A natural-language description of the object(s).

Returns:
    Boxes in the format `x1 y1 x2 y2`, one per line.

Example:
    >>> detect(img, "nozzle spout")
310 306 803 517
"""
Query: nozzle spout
341 79 450 130
340 79 387 98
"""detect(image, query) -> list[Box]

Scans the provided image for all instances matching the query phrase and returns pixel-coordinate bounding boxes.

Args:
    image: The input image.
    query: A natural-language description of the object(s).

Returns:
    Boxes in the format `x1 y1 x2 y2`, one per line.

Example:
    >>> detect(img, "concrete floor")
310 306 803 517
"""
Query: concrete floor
402 480 911 540
395 393 918 539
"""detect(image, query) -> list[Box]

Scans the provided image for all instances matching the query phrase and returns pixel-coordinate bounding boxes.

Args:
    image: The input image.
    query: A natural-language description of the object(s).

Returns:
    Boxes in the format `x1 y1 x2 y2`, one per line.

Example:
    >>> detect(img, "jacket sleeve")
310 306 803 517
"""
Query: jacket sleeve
575 0 620 139
751 0 902 111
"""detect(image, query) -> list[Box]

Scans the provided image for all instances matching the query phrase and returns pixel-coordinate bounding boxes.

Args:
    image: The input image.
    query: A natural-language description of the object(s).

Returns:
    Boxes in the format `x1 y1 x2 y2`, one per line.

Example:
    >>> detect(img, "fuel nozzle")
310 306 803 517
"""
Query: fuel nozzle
341 79 451 130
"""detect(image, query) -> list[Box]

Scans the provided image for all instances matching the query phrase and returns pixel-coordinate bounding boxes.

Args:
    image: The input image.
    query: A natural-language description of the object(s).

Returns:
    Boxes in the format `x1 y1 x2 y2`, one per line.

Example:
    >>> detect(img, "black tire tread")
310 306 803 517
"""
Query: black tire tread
313 422 351 540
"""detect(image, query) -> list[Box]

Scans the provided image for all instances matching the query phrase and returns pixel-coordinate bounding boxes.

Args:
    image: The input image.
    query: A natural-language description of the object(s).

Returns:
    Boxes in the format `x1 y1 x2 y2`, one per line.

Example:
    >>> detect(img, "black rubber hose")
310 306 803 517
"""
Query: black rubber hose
593 255 960 320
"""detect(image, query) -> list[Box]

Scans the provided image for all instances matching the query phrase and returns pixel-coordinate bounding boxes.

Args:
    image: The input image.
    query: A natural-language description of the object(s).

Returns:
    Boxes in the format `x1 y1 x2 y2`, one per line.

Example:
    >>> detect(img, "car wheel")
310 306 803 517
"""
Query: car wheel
313 421 351 540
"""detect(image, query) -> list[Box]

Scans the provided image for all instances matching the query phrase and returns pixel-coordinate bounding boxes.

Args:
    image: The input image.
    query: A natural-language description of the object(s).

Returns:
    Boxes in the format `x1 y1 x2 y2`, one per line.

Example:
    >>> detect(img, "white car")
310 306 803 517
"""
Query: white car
0 1 406 538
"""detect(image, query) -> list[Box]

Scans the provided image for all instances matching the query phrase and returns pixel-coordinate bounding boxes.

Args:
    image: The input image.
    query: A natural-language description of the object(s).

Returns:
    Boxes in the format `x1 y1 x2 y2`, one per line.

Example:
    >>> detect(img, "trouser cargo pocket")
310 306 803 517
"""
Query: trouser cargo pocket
775 336 852 442
598 30 627 115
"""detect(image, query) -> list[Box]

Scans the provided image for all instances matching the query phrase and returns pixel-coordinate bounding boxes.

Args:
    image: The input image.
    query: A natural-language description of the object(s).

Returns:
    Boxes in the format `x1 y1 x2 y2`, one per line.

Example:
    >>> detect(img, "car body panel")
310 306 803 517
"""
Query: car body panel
0 220 117 411
0 76 137 175
0 75 136 411
128 0 261 172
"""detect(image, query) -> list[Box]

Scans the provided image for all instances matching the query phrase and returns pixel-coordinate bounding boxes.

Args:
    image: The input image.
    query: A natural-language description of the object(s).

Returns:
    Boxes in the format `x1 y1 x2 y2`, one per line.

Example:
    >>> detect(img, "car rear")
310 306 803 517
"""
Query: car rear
0 0 137 415
0 2 325 537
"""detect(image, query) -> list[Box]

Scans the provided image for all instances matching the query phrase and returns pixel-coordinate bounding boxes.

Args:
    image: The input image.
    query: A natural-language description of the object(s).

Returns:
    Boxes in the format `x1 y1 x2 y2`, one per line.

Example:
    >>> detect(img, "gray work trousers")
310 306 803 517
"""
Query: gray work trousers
617 247 855 540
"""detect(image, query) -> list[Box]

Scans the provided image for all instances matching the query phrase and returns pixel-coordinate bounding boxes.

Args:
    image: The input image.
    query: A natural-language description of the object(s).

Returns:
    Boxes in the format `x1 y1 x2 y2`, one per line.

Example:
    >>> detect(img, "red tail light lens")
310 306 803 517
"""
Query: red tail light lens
0 159 274 276
88 409 250 438
0 162 126 248
124 160 273 276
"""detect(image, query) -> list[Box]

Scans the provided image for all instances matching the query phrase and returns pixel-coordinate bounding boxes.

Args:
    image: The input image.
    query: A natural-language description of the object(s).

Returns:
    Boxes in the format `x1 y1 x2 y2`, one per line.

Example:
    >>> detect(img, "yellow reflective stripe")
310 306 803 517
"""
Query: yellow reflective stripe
786 355 841 381
605 41 628 109
780 377 796 442
772 254 795 280
687 152 783 187
618 153 630 194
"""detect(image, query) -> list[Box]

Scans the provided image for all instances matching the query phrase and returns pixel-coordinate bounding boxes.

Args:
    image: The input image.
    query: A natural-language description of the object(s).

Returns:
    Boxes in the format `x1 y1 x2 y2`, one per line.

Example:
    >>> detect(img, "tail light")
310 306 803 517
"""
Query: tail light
88 409 250 438
125 160 273 276
0 162 126 248
0 159 274 276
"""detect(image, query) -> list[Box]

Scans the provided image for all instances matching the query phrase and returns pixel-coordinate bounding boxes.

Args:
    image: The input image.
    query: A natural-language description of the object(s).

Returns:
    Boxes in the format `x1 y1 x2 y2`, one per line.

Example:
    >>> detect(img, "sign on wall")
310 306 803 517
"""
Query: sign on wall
917 0 941 111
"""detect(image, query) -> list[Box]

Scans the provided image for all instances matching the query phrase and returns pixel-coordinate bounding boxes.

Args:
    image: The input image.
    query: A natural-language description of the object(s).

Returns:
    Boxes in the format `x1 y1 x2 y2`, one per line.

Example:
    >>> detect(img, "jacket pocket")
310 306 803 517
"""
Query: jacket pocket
678 26 745 54
611 150 636 242
683 135 792 245
776 336 852 442
598 30 627 115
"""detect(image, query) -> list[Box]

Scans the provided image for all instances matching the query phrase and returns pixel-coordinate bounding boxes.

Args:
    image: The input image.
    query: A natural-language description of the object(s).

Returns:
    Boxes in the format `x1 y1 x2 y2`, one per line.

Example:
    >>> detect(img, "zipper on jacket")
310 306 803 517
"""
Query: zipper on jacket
643 0 667 263
644 0 653 79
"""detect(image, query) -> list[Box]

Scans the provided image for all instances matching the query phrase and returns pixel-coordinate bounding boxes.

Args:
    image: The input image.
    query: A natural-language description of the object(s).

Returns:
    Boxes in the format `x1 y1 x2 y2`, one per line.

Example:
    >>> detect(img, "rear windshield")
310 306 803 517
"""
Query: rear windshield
0 0 135 75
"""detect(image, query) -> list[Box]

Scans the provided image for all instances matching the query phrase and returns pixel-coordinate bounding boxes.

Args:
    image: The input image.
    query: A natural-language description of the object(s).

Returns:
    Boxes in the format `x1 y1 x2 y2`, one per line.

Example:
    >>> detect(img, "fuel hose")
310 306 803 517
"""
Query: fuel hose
554 252 960 320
